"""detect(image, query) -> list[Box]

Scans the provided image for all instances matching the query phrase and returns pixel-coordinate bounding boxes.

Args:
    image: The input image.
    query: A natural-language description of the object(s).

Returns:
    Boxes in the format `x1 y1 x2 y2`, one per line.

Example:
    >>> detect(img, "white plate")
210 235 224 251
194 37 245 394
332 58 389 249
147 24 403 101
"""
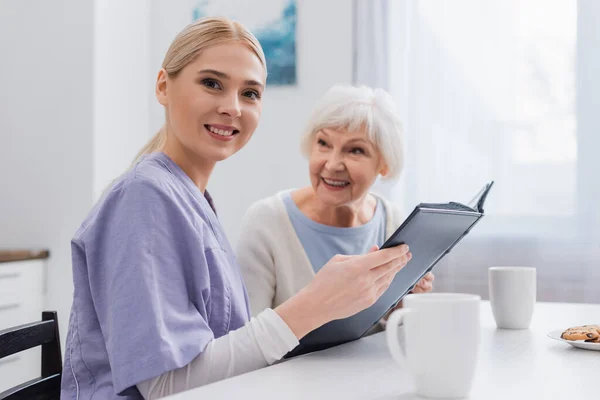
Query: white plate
547 329 600 351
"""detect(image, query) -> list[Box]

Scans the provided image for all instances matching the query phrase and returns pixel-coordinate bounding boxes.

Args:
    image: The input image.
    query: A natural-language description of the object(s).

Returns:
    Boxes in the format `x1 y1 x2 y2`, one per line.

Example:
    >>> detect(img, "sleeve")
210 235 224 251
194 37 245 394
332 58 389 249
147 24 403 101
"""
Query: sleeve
84 177 216 396
236 202 278 317
136 308 299 399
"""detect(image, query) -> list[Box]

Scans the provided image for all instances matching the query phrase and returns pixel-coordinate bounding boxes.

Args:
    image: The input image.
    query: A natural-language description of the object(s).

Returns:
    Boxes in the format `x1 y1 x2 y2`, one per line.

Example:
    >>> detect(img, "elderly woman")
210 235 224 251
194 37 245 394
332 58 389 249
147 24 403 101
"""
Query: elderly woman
237 84 434 318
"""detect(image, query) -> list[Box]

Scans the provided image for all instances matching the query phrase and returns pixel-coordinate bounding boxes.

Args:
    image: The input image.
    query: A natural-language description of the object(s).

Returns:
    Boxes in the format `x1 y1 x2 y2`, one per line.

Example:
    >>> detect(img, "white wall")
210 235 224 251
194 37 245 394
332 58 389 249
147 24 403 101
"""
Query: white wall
94 0 153 200
0 0 94 344
0 0 354 350
149 0 195 132
150 0 355 246
0 0 153 349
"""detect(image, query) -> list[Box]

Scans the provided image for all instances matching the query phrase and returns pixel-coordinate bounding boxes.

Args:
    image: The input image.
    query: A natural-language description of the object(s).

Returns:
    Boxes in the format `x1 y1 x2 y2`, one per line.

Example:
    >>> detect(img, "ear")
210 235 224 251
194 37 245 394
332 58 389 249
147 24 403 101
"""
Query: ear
155 68 169 106
380 164 389 177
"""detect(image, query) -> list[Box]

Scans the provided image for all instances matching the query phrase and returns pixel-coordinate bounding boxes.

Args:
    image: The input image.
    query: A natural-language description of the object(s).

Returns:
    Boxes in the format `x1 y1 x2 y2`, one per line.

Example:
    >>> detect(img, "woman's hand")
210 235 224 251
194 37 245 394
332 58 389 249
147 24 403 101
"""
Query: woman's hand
276 245 412 339
411 272 435 294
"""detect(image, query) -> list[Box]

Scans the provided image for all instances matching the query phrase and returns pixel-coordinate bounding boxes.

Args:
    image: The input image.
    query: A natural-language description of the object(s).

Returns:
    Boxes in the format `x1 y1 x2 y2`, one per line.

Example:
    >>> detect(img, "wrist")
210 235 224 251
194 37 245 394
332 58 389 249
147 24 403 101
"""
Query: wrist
274 287 327 340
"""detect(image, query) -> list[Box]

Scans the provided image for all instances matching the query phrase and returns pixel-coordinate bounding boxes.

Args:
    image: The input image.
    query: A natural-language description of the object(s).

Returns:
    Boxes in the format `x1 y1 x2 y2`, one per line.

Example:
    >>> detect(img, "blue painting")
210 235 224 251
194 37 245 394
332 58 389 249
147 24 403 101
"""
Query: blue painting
193 0 297 86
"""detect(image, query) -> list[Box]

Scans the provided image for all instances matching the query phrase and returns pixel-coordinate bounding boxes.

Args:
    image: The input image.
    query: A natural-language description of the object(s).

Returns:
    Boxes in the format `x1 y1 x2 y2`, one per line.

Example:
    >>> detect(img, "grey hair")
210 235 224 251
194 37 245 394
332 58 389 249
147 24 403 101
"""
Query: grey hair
300 85 405 180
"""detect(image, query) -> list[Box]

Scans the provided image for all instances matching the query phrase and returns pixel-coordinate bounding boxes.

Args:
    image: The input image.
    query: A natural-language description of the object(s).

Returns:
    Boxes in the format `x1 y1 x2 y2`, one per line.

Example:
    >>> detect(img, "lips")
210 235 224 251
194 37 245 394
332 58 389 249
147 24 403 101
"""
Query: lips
205 124 239 137
322 177 350 188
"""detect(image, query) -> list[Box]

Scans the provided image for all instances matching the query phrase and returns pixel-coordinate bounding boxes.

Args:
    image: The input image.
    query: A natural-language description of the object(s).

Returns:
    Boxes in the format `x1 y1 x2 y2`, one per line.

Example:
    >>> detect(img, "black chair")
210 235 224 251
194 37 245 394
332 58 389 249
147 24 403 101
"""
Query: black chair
0 311 62 400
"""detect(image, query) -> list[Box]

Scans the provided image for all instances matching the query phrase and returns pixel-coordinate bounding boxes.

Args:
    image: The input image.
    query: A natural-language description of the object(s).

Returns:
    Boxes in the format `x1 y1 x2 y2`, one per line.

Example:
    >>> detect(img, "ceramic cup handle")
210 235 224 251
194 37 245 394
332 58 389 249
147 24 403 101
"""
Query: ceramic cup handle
386 308 413 370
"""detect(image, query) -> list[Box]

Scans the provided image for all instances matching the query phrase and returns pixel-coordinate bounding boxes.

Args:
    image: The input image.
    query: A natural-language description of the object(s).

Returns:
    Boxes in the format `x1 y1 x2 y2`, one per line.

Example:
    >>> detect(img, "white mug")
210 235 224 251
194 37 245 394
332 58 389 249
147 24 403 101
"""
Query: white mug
386 293 481 399
488 266 536 329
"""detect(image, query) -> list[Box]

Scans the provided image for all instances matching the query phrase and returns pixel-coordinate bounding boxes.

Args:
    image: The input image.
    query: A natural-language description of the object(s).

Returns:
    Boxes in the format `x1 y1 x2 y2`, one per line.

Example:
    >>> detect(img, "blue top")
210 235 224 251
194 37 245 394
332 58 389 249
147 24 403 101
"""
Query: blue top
282 191 387 273
61 152 251 399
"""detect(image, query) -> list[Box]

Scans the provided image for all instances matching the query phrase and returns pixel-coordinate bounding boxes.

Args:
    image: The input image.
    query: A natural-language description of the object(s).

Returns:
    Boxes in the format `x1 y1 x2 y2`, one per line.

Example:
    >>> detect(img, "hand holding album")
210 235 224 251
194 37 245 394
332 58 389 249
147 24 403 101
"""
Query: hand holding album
285 181 495 358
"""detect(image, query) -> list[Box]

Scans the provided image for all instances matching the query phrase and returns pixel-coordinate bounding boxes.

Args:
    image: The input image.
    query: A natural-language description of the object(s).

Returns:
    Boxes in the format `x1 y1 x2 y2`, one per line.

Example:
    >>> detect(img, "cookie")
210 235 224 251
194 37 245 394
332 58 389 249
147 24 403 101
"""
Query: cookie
585 337 600 343
582 325 600 334
561 326 600 341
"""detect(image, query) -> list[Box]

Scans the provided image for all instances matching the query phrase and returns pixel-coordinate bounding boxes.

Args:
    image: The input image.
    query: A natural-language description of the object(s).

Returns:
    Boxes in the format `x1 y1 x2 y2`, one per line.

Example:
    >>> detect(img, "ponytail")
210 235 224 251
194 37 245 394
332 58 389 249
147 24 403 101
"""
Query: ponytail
131 126 167 166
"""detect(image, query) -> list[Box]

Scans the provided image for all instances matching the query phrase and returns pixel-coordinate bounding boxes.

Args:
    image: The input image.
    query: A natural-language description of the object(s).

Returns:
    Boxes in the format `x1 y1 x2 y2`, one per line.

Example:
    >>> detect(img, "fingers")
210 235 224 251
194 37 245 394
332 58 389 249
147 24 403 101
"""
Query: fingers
351 244 410 270
415 272 434 288
374 273 395 297
373 252 411 294
424 272 435 282
329 245 390 267
411 273 435 293
331 253 353 262
376 280 392 298
371 251 411 280
375 267 400 297
419 272 434 290
327 245 382 267
411 283 432 293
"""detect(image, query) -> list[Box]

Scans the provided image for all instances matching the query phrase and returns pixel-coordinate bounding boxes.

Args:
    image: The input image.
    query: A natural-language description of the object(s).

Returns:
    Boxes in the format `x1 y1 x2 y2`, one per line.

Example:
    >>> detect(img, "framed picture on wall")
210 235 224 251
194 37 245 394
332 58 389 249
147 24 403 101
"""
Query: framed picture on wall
193 0 297 86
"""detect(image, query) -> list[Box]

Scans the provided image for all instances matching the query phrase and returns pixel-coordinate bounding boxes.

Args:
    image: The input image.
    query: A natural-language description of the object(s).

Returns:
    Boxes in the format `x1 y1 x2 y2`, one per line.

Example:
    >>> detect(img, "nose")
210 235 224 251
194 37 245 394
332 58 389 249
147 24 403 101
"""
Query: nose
324 152 345 172
217 92 241 118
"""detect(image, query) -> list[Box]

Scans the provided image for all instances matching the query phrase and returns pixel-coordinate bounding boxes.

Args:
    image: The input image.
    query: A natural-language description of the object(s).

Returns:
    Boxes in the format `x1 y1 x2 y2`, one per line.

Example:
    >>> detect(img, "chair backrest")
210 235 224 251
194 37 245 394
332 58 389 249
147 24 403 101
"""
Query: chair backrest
0 311 62 400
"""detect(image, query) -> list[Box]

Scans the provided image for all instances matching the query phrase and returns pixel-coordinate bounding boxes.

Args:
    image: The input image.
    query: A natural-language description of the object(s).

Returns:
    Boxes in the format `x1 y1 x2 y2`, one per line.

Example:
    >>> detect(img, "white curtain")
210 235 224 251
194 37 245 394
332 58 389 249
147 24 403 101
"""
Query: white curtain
353 0 389 89
353 0 407 202
359 0 600 303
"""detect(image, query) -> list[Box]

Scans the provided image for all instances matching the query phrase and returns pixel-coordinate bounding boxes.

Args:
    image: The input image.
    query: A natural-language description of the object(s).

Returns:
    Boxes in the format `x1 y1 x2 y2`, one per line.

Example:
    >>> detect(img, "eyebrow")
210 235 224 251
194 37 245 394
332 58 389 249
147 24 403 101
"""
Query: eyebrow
198 69 264 89
345 138 369 145
318 131 371 146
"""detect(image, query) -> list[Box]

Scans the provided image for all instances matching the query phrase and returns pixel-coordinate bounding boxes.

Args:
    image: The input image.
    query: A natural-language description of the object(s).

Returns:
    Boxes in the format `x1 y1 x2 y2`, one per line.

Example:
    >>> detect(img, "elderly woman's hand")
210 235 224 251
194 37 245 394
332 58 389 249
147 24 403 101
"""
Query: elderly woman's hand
411 272 435 294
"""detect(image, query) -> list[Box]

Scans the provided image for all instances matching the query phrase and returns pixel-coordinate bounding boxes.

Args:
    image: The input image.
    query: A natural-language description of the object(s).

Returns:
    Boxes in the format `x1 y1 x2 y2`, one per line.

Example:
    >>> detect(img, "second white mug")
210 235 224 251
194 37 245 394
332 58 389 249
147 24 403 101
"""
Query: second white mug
488 266 536 329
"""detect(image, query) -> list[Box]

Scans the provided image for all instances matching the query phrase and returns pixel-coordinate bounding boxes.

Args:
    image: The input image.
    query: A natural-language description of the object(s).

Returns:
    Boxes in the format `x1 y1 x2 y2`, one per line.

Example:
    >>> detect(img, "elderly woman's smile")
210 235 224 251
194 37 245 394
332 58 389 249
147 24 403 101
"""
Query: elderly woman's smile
321 177 350 189
238 84 434 330
309 127 389 207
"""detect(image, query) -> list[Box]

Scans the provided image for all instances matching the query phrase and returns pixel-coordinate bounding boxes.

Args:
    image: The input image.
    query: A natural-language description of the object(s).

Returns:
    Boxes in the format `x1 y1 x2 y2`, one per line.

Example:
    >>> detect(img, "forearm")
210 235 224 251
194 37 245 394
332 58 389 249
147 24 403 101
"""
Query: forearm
273 286 328 339
137 308 298 399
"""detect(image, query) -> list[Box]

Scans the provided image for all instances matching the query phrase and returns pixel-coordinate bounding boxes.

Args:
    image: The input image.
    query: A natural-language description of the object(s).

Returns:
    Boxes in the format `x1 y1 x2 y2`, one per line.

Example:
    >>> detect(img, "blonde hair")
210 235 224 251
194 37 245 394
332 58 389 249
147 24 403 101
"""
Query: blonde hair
132 16 267 165
300 85 405 180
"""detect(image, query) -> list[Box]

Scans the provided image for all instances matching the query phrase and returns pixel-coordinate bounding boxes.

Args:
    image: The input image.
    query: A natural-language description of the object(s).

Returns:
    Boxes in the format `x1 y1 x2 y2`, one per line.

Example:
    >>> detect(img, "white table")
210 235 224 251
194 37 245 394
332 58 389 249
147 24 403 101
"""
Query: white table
167 301 600 399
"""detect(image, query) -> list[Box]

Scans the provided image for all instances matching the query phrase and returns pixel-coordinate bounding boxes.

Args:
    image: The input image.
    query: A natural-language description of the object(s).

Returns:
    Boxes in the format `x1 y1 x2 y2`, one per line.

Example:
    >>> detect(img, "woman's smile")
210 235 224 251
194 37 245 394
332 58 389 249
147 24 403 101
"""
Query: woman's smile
321 177 351 190
204 124 239 142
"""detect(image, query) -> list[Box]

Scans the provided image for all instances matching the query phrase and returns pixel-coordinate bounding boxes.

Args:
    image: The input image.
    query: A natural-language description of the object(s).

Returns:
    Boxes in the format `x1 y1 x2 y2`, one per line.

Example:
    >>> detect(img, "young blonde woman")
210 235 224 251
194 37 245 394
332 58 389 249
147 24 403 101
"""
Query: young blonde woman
61 17 411 399
238 85 434 321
